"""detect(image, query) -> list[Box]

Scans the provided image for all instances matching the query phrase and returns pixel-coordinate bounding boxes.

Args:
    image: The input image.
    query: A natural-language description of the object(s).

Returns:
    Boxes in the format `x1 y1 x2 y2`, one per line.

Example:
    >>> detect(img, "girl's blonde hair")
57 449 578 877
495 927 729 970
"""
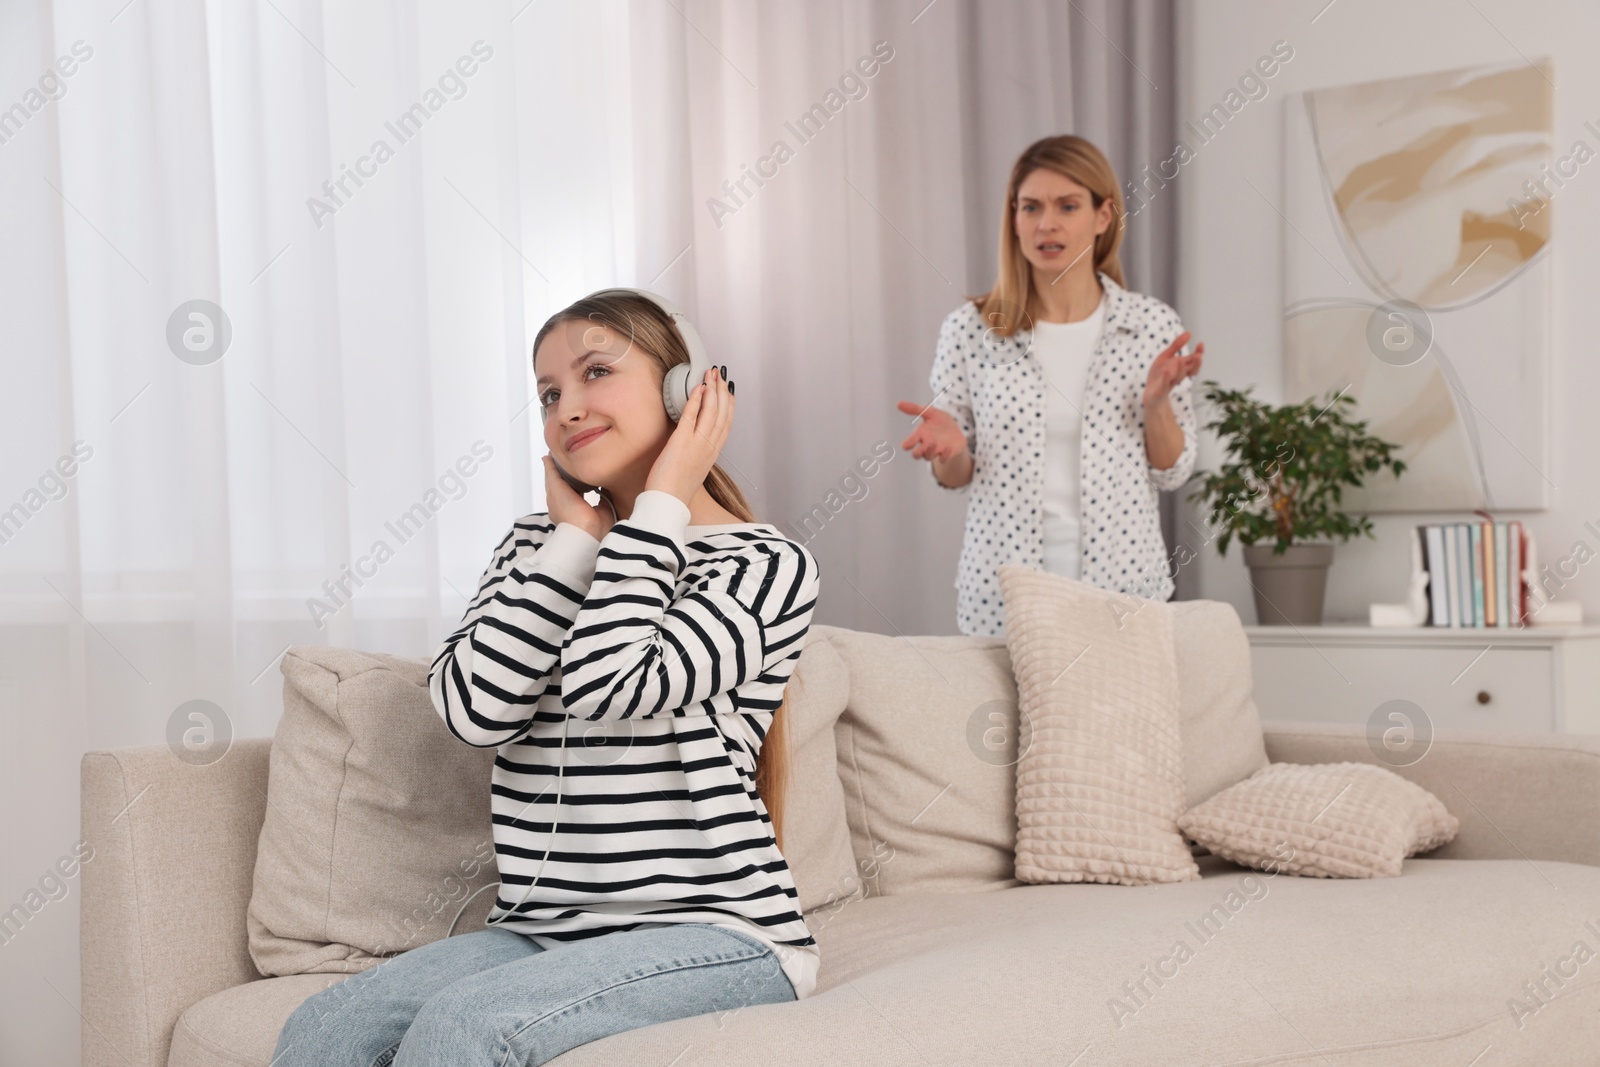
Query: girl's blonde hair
531 290 795 854
974 134 1126 338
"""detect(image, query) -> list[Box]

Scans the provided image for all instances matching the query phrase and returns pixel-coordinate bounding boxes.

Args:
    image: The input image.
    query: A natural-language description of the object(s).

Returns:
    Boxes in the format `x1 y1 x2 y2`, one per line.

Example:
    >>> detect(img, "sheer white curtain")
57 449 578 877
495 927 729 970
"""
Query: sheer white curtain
0 1 1174 1061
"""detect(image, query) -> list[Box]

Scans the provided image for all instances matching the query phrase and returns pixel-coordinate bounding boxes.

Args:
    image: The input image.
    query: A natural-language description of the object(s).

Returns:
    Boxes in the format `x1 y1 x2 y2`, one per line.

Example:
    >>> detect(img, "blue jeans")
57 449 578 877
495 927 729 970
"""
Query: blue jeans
270 923 796 1067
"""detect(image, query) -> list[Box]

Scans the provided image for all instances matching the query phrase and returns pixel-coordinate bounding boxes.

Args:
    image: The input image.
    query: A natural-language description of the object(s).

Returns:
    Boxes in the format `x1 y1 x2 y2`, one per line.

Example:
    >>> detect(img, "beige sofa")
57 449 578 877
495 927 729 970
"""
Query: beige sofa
81 620 1600 1066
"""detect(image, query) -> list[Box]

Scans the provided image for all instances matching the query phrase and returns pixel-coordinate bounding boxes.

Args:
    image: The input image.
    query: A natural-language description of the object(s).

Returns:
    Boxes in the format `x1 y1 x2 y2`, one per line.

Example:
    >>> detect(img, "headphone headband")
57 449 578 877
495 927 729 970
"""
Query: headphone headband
586 287 713 423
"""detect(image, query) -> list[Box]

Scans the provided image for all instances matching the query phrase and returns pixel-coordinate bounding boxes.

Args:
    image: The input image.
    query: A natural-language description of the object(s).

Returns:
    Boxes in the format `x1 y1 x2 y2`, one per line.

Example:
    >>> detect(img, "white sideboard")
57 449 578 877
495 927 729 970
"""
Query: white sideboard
1243 623 1600 736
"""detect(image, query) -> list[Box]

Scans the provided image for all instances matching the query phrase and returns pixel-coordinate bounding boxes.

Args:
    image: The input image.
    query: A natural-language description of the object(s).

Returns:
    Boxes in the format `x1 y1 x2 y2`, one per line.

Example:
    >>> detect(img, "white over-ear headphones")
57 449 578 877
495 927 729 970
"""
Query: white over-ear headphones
621 287 716 423
538 287 715 494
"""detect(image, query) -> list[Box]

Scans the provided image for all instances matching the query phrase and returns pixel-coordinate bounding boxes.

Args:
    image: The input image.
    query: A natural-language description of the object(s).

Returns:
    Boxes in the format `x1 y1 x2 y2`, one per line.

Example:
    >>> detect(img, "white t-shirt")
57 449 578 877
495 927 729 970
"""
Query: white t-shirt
1031 293 1107 580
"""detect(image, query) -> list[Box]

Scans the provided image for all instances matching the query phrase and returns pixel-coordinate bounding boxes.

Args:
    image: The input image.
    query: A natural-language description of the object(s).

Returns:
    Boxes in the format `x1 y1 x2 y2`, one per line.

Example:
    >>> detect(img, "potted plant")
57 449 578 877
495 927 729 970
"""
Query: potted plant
1188 381 1407 625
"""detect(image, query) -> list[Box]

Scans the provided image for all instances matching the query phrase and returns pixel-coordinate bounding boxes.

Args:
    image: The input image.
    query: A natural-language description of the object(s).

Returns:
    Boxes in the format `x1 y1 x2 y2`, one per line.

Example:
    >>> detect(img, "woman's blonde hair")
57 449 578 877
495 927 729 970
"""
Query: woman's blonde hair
531 290 795 854
974 134 1126 338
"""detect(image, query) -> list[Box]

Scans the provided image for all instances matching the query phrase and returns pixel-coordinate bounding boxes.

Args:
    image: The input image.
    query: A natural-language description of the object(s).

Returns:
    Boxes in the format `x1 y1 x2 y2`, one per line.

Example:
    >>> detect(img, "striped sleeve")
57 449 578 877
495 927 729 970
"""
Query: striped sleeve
559 489 818 722
428 516 601 748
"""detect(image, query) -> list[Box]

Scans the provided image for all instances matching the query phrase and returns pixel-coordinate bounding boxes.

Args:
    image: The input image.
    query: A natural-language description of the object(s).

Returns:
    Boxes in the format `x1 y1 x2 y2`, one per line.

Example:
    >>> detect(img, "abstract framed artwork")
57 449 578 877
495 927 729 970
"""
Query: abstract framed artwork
1281 59 1553 511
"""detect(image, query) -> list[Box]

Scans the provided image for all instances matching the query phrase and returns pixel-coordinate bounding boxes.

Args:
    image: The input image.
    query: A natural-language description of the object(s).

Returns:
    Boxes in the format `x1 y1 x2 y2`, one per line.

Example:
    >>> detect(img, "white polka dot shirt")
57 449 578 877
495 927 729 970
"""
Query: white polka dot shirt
927 271 1199 637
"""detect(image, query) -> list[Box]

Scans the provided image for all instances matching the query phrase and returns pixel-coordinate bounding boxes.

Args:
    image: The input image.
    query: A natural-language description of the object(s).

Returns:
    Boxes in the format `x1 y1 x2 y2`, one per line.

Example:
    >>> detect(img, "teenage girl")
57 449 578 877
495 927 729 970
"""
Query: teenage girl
898 134 1205 637
272 289 821 1067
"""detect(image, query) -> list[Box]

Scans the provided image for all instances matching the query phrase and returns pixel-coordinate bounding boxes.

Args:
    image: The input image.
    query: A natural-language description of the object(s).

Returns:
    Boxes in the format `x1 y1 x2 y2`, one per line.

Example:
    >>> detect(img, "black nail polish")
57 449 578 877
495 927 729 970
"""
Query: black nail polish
729 381 735 394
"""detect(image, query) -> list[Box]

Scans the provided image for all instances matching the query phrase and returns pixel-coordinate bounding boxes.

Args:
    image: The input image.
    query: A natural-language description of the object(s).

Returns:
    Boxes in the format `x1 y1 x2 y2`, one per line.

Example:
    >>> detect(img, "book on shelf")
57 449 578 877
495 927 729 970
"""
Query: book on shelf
1417 517 1528 627
1467 523 1480 625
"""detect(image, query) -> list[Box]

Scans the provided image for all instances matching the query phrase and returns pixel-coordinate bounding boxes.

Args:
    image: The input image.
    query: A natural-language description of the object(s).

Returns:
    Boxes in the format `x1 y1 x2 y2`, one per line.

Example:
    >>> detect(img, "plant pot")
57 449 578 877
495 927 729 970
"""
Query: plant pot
1242 543 1334 626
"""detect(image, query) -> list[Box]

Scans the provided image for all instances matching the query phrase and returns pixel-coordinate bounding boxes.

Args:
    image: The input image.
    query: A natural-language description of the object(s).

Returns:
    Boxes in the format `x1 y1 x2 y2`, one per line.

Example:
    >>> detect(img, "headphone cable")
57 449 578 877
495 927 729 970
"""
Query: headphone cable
446 715 571 939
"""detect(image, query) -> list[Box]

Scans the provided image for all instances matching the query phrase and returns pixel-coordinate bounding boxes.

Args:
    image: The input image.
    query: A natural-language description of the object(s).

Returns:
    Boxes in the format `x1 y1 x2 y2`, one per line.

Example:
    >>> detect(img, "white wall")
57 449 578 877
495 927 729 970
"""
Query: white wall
1174 0 1600 622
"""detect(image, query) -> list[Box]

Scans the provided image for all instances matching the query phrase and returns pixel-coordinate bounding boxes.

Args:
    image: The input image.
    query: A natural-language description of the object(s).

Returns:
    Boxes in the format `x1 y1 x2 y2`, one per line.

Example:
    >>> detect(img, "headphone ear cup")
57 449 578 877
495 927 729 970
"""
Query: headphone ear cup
662 363 688 423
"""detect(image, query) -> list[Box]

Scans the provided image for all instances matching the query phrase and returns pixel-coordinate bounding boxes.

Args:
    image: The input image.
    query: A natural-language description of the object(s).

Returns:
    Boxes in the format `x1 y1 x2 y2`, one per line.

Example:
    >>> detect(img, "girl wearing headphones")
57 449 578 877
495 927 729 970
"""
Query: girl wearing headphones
899 134 1205 636
273 290 820 1066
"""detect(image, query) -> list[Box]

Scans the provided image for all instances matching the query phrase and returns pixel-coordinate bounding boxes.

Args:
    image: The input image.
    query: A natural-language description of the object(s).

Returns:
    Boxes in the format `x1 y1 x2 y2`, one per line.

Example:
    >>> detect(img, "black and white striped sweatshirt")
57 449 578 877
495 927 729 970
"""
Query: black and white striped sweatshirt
428 488 822 999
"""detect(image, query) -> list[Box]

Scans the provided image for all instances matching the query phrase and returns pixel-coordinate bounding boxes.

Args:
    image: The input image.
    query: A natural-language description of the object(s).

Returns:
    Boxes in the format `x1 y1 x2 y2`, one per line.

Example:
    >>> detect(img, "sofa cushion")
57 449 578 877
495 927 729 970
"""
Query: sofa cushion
793 858 1599 1064
169 973 339 1067
999 564 1200 885
1170 600 1270 807
782 626 867 916
827 628 1024 897
247 646 503 976
186 858 1600 1065
1178 761 1460 878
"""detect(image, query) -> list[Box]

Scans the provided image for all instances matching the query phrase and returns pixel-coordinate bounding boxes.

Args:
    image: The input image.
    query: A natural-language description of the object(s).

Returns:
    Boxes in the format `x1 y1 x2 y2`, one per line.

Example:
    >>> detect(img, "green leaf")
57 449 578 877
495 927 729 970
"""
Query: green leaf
1190 379 1408 553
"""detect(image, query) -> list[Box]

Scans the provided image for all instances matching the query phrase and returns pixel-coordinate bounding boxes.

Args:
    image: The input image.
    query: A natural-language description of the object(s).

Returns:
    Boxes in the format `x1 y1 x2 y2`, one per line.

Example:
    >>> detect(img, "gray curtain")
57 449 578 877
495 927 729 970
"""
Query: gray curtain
956 0 1179 305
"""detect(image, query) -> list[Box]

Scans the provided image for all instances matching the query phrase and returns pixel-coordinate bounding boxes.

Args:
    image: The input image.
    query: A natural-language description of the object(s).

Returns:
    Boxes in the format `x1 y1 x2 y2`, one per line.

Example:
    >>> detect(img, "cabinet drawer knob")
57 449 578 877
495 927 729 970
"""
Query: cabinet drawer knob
1476 690 1491 705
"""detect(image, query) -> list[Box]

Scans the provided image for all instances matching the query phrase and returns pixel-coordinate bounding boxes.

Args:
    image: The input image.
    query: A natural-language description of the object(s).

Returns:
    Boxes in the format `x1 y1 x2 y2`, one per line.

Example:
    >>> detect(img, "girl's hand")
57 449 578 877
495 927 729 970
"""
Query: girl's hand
897 400 969 462
644 366 734 507
1143 330 1204 411
543 455 616 541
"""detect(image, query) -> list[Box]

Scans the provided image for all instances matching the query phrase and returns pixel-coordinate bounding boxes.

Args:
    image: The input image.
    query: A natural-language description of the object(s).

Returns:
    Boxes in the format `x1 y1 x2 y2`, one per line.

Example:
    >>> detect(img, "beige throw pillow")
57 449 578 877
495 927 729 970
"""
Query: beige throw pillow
825 626 1025 898
780 628 869 917
1177 762 1460 878
248 646 501 976
998 564 1201 886
1169 600 1270 807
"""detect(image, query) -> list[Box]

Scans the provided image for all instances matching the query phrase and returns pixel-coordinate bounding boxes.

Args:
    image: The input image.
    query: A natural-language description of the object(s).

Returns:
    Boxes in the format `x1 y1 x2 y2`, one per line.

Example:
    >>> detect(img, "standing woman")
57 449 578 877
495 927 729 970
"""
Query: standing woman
899 134 1205 637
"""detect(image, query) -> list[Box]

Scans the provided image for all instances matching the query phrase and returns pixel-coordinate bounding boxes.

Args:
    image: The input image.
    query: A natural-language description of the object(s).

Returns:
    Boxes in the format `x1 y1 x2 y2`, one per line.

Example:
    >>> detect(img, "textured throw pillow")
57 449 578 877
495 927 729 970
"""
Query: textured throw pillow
998 564 1201 886
1177 762 1461 878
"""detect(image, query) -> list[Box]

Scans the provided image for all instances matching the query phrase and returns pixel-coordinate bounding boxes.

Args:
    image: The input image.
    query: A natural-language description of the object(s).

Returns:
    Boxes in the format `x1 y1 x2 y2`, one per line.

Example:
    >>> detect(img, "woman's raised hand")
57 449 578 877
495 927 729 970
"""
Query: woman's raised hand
897 400 969 462
1143 330 1204 411
543 455 616 541
645 366 734 507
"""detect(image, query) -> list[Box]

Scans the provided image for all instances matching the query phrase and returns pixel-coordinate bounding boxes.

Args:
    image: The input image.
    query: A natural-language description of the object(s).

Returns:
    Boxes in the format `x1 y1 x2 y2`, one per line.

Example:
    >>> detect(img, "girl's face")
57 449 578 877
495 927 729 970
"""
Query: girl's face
535 317 673 488
1013 168 1112 277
